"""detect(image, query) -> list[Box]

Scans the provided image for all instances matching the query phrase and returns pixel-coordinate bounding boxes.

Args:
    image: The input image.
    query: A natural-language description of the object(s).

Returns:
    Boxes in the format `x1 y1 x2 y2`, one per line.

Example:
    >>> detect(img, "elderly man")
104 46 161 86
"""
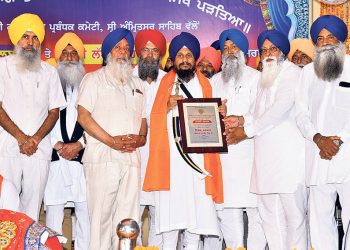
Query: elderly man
143 32 222 250
77 28 146 250
224 30 307 249
288 38 314 68
296 15 350 250
206 28 266 250
0 13 66 221
44 32 89 250
134 29 167 247
196 47 221 79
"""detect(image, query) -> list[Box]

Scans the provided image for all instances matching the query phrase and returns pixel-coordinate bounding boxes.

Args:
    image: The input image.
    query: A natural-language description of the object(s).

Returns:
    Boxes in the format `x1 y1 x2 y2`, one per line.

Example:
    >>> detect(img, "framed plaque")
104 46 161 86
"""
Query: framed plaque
177 98 228 153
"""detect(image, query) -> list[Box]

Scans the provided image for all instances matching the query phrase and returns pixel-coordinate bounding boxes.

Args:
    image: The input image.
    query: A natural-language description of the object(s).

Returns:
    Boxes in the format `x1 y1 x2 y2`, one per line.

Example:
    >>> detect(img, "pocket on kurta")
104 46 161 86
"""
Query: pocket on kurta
334 86 350 111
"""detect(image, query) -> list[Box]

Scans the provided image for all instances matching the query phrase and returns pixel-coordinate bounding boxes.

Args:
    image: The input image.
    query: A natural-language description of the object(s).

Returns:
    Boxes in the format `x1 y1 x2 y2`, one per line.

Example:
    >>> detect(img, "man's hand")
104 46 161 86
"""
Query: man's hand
59 142 83 161
218 99 227 117
110 135 139 153
224 127 247 145
19 135 40 156
314 133 341 160
167 95 184 113
223 115 244 129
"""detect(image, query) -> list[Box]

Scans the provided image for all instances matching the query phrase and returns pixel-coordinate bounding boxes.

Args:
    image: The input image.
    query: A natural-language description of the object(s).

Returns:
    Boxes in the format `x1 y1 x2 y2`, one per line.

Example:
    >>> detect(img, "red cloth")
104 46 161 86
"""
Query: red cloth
135 30 166 57
143 69 224 203
0 209 62 250
196 47 222 73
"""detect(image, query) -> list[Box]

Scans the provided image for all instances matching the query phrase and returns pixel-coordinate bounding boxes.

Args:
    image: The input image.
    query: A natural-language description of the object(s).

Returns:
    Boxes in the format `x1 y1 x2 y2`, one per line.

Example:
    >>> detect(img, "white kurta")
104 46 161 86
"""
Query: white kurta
211 66 260 208
295 55 350 186
133 66 166 206
44 86 87 205
244 60 305 194
0 55 66 160
154 75 220 236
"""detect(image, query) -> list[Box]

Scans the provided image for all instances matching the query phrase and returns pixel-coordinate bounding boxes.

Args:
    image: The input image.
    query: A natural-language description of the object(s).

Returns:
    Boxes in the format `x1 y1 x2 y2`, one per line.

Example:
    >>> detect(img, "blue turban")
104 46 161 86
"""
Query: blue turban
101 28 134 60
169 32 200 61
310 15 348 44
257 30 290 56
219 29 249 54
210 40 220 50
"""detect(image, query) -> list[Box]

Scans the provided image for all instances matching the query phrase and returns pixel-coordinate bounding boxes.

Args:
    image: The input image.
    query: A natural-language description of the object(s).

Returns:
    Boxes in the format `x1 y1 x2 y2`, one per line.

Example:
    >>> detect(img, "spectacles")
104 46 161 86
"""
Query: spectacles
316 35 338 45
260 46 279 56
141 47 160 55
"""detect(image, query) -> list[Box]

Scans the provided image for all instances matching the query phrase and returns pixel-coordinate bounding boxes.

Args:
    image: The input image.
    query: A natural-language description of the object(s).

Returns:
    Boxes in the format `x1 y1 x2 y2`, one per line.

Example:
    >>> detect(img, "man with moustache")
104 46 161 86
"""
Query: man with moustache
77 28 146 250
196 47 221 79
288 38 314 68
134 29 167 247
0 13 66 220
44 32 89 250
206 28 266 250
296 15 350 250
224 30 307 250
143 32 223 250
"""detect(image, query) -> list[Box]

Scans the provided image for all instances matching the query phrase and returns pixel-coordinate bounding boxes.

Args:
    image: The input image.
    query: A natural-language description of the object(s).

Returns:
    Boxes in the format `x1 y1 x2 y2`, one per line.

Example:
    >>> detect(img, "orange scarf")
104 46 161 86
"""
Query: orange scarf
143 69 223 203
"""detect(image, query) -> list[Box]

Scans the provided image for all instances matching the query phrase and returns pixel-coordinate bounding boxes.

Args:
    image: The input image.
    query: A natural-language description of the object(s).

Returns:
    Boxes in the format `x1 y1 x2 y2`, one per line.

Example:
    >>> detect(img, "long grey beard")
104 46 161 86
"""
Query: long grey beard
57 60 85 92
260 54 284 88
221 51 245 83
14 44 41 72
314 43 345 82
106 54 133 85
138 56 160 81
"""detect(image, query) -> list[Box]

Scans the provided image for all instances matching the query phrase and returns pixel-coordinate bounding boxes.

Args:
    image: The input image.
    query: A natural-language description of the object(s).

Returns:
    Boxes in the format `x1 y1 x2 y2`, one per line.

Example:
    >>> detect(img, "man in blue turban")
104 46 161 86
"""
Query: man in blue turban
144 31 223 250
296 15 350 250
224 29 307 249
204 28 267 250
77 28 147 250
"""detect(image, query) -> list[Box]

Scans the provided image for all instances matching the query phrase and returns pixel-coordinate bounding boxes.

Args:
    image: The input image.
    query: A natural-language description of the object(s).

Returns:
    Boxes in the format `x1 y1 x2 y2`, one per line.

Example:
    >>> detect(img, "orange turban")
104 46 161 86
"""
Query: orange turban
288 38 314 61
196 47 222 73
8 13 45 45
54 32 84 60
135 30 166 57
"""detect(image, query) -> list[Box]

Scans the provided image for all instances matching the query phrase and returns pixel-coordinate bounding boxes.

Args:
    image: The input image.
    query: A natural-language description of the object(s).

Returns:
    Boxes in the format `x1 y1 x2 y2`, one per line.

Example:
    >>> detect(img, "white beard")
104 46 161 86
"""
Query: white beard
313 42 345 82
57 60 85 92
106 54 133 86
14 44 41 72
260 54 284 88
221 51 246 83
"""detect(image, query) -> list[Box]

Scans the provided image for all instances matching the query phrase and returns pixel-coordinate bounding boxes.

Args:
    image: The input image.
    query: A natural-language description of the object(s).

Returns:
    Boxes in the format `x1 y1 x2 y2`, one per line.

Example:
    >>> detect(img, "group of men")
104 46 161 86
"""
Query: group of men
0 12 349 250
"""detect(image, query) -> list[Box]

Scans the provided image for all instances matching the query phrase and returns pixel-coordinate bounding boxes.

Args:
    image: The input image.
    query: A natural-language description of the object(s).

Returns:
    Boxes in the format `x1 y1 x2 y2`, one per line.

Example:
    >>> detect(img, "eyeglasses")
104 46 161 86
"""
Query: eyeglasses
316 35 338 45
260 46 279 56
141 47 160 55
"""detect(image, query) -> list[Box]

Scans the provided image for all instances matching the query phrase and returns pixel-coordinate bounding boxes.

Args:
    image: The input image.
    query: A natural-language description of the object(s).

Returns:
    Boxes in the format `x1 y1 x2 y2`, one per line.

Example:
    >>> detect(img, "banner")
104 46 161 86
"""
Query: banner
0 0 309 71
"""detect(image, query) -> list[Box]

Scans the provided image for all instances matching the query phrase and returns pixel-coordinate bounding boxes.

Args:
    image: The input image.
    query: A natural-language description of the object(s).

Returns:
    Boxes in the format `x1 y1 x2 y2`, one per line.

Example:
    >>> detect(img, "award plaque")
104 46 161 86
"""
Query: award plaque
177 98 228 153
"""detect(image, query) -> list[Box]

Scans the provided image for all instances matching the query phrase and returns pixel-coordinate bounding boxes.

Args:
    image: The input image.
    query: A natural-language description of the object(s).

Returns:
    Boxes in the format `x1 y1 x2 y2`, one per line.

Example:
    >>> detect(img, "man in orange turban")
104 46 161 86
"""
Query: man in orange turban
0 13 66 221
44 32 90 250
134 29 166 248
196 47 221 79
288 38 314 68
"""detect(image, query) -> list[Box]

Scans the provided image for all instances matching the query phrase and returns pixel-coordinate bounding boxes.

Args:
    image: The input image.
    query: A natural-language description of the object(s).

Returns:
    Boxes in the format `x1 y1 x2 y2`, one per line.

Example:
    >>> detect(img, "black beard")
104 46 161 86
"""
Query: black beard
175 63 195 82
314 43 345 82
138 57 160 81
201 70 214 79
